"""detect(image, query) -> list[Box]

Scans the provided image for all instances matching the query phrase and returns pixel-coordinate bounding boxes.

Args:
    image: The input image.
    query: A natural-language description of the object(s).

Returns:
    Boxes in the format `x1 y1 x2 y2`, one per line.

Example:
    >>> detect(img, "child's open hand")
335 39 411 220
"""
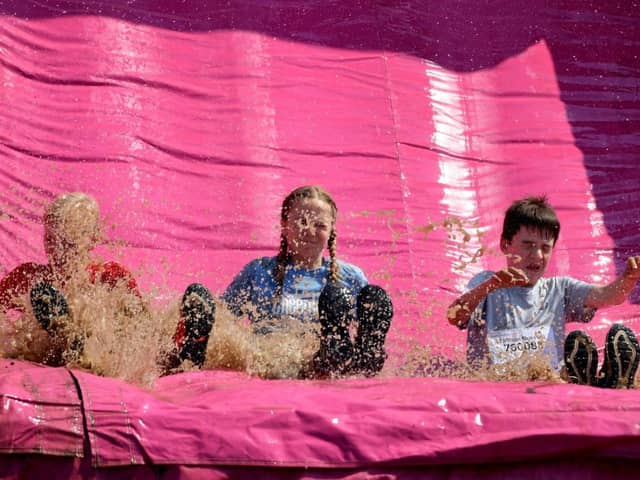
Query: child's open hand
492 267 531 288
623 256 640 281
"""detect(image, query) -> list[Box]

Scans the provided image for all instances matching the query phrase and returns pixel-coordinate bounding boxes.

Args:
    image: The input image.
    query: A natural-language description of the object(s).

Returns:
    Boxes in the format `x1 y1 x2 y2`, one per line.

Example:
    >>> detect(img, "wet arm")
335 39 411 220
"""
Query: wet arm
584 256 640 308
447 277 497 328
447 267 530 328
0 263 46 314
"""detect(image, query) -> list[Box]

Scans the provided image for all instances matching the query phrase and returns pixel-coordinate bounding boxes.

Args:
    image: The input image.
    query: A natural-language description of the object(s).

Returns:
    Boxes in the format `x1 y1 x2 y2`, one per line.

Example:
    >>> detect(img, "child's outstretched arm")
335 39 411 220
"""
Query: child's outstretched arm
447 267 530 328
584 255 640 308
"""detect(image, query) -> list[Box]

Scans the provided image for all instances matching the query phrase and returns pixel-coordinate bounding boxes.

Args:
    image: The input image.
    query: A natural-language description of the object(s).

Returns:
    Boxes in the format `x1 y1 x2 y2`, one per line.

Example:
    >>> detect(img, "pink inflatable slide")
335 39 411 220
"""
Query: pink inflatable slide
1 1 640 478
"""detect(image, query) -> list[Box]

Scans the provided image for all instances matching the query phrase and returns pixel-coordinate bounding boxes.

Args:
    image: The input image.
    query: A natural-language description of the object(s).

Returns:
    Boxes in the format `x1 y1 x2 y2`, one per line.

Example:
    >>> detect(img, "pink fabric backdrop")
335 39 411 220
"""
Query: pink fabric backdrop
1 1 639 353
1 1 640 478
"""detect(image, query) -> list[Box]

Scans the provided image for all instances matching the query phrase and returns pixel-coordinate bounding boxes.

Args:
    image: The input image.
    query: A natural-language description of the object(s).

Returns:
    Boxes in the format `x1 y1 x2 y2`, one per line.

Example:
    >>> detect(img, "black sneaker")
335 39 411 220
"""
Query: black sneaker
30 283 84 365
30 282 69 332
353 285 393 377
599 324 639 389
178 283 215 368
564 330 598 386
312 283 354 377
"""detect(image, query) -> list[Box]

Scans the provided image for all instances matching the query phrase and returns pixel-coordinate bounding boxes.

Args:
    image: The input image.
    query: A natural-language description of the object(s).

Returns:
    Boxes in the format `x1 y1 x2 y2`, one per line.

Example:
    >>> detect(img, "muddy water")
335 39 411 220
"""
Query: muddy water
0 266 322 386
0 276 564 387
0 213 613 387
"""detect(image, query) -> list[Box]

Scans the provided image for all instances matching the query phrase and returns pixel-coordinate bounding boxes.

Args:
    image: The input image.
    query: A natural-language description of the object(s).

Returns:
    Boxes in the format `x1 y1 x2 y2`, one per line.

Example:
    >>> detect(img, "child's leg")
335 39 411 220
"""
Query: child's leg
175 283 215 368
563 330 598 385
599 324 639 389
311 283 354 377
30 282 82 365
352 285 393 377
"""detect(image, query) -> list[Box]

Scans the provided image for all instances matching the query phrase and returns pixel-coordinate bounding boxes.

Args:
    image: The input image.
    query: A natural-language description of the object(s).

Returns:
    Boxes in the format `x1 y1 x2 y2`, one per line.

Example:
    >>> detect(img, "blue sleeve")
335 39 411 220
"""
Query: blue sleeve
221 260 259 317
337 261 368 297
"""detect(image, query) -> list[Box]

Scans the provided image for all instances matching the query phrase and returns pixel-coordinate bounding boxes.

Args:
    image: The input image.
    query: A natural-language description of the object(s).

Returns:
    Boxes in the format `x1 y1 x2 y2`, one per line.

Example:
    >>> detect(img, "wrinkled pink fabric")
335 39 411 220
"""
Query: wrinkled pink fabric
3 358 640 479
1 1 640 478
0 361 83 457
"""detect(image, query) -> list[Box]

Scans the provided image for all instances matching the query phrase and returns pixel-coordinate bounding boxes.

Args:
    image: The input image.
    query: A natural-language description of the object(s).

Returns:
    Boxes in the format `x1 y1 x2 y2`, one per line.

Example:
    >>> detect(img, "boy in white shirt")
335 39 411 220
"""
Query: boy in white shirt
447 196 640 388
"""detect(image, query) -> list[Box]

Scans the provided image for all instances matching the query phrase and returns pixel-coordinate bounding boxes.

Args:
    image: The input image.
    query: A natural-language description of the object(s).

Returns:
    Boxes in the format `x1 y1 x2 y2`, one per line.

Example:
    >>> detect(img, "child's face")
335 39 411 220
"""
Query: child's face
44 225 78 266
282 198 334 263
44 223 95 267
500 226 555 285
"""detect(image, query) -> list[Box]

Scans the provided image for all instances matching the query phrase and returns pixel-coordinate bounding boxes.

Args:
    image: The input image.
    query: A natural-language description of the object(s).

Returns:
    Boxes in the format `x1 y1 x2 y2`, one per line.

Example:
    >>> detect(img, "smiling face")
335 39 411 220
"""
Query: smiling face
500 226 555 285
282 197 335 268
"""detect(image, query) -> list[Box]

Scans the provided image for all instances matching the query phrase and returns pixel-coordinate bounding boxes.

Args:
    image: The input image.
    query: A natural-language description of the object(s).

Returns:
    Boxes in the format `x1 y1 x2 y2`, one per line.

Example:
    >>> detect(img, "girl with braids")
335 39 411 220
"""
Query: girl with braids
225 184 394 377
174 185 394 377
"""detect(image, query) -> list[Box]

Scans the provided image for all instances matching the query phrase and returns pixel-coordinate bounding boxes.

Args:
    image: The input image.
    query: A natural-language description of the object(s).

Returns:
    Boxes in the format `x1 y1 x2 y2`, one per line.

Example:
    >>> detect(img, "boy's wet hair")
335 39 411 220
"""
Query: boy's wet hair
274 185 339 297
501 196 560 244
44 192 102 248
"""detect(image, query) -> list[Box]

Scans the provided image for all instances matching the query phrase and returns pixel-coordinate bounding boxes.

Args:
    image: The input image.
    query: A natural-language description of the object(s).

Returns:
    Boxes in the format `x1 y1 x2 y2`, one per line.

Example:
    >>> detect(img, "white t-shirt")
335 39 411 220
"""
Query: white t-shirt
464 271 596 369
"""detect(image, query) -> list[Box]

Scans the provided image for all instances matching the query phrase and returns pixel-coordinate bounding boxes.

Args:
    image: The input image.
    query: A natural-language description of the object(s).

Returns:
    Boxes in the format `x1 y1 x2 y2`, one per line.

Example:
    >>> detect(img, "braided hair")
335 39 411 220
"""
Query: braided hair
274 185 339 298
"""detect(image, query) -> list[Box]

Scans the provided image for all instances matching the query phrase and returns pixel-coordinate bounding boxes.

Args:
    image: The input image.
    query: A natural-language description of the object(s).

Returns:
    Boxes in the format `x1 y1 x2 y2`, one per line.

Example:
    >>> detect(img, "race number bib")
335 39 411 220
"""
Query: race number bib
274 293 319 322
487 325 551 364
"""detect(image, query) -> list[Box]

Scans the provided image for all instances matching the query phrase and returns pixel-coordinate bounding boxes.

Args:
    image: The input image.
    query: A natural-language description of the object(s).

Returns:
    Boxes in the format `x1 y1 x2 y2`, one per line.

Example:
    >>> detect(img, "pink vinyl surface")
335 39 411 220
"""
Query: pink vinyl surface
3 358 640 473
1 1 640 478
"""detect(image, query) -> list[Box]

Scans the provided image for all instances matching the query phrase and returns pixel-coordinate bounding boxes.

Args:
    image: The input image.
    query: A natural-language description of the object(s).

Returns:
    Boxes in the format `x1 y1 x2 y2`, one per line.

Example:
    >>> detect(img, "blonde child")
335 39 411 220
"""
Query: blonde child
0 192 139 365
173 185 394 377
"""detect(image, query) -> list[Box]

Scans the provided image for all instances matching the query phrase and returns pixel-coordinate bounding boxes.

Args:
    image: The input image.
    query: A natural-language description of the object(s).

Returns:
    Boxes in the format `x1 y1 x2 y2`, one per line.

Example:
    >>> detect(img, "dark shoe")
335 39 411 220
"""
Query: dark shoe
312 284 354 377
599 324 639 389
353 285 393 377
30 282 69 332
564 330 598 386
178 283 215 368
30 283 84 366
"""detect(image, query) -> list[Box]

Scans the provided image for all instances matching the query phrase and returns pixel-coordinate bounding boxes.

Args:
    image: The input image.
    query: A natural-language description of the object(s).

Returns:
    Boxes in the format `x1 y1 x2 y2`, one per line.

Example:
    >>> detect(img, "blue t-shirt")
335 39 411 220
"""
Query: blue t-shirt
464 271 596 369
222 256 368 333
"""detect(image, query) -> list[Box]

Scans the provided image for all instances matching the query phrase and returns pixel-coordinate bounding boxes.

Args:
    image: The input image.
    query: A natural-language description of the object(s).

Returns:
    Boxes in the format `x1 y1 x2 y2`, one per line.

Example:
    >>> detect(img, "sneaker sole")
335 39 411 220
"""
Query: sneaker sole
564 331 597 385
179 283 215 366
354 285 393 376
30 283 69 333
314 284 354 376
181 284 215 337
607 325 639 389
